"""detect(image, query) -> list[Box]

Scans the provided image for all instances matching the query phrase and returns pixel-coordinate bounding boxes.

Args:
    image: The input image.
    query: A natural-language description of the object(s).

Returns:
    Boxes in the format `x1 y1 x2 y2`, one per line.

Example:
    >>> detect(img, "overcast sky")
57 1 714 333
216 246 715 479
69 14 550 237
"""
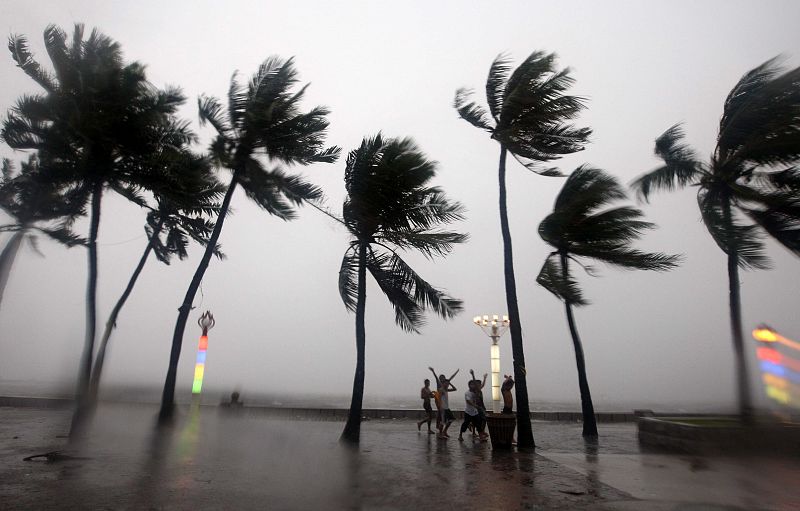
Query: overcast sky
1 0 799 411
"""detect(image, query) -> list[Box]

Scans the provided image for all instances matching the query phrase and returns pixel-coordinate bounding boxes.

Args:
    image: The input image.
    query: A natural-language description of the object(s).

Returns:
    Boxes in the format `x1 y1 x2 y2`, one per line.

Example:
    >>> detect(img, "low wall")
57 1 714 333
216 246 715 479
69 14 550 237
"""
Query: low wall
0 396 638 422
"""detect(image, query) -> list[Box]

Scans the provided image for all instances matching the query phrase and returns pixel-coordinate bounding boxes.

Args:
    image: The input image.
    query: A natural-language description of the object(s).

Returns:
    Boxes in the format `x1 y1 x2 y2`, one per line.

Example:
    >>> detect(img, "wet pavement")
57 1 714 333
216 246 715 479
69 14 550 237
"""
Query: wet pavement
0 404 798 510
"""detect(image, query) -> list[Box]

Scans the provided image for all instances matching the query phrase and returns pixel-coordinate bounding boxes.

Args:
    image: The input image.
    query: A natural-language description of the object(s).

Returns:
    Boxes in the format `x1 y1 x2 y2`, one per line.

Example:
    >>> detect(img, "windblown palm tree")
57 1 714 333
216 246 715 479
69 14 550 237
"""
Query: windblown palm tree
159 57 340 422
2 24 192 437
537 166 680 437
631 58 800 420
88 149 224 406
0 155 83 310
338 134 466 443
454 51 591 447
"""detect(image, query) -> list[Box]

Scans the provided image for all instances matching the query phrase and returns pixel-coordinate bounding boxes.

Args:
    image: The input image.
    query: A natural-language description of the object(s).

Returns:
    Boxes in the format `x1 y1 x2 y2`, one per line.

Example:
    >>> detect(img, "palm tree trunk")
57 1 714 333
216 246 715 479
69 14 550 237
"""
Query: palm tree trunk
497 146 535 448
560 253 597 437
722 201 753 422
70 182 103 439
158 171 240 424
0 229 26 311
341 242 367 444
88 217 164 406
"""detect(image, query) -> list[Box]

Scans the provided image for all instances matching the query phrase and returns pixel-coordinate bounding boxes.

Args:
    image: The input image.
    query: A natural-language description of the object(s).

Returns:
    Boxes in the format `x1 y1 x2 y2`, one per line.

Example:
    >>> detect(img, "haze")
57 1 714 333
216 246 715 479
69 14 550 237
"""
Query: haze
1 0 799 411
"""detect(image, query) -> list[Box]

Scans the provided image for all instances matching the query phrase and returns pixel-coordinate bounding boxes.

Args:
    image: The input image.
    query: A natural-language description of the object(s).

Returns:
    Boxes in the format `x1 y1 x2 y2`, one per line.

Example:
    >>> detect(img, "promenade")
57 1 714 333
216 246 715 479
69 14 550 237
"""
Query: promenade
1 403 798 510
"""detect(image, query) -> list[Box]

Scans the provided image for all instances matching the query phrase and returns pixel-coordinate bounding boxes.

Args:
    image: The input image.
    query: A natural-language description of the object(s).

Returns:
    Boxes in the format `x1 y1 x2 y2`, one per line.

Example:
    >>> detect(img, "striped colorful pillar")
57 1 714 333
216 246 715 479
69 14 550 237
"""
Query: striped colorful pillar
192 311 215 396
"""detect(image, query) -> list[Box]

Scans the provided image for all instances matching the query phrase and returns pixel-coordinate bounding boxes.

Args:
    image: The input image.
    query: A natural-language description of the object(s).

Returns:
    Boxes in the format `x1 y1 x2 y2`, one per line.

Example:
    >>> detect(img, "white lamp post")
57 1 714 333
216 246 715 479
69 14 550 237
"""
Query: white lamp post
472 314 510 413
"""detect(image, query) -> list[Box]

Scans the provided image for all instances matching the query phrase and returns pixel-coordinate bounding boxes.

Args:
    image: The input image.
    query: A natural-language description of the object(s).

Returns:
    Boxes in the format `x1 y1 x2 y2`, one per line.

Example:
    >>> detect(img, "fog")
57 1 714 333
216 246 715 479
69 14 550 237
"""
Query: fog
0 0 798 411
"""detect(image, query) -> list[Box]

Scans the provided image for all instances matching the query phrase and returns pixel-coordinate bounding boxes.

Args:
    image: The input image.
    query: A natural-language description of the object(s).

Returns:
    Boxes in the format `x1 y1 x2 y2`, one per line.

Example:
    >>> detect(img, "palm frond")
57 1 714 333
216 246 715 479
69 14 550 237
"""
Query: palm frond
198 95 232 139
239 159 323 220
536 253 587 306
8 34 56 92
631 124 704 202
744 206 800 256
338 244 359 312
36 225 85 247
453 88 494 132
486 54 512 121
366 248 424 333
379 230 468 259
699 188 770 270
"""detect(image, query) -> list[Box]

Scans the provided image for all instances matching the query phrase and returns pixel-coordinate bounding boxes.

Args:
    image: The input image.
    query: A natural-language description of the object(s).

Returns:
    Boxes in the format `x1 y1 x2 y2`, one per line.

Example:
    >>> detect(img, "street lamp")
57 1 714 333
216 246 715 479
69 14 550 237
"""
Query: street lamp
472 314 510 413
192 311 215 397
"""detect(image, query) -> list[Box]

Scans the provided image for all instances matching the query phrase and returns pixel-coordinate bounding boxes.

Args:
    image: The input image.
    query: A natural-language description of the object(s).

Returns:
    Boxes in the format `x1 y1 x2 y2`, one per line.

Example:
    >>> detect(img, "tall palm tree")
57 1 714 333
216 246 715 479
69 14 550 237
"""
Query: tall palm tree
338 134 466 444
88 149 225 406
537 165 680 437
454 51 591 447
2 24 197 437
158 57 340 422
631 58 800 420
0 155 84 309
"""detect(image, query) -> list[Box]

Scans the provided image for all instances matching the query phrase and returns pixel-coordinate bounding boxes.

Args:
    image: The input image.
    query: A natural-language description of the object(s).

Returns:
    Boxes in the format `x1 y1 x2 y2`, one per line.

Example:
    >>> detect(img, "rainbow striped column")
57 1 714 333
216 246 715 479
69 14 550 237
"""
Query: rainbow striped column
192 311 215 396
192 333 208 394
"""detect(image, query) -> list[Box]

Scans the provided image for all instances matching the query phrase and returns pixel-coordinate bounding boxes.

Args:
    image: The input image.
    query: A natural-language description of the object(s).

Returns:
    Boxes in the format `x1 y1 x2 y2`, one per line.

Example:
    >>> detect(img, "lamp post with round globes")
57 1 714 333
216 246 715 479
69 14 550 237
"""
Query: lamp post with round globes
473 314 510 413
192 311 215 398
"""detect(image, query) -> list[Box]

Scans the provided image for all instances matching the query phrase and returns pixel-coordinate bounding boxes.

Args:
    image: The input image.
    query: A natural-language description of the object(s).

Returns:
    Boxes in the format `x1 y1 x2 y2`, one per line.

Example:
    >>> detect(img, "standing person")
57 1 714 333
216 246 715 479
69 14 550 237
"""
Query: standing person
470 369 489 440
429 366 458 439
417 379 436 434
458 380 482 441
501 374 515 414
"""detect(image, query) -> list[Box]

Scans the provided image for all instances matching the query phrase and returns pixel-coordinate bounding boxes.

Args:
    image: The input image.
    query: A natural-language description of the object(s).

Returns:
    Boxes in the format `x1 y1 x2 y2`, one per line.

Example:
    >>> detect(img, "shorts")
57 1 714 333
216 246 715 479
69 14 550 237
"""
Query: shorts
423 402 432 412
440 408 455 424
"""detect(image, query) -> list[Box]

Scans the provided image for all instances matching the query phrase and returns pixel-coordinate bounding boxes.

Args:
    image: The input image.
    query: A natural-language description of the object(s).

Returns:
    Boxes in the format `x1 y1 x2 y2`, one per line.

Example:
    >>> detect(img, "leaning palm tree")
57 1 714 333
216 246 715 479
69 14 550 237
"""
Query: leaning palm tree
2 24 197 437
88 150 225 406
158 57 340 422
338 134 466 444
454 51 592 447
0 155 83 310
537 166 680 437
631 58 800 421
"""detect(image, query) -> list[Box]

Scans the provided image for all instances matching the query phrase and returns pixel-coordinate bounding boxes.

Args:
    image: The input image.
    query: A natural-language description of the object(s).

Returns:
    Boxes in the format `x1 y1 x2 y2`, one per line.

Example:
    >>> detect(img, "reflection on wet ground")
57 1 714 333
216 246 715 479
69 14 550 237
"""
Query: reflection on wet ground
0 405 798 510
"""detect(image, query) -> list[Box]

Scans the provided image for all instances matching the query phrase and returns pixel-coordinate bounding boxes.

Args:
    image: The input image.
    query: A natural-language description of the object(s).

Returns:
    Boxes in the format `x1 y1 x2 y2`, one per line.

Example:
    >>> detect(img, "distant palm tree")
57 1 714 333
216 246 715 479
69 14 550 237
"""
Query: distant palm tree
158 57 340 422
338 134 466 444
0 155 84 310
2 24 191 437
631 58 800 421
88 149 225 406
454 51 591 447
537 166 680 437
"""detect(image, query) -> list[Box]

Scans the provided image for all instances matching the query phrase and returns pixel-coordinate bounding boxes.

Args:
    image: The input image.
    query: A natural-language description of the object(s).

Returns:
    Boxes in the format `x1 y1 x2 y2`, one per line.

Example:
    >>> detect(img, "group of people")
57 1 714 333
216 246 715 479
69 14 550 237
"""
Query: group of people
417 366 515 441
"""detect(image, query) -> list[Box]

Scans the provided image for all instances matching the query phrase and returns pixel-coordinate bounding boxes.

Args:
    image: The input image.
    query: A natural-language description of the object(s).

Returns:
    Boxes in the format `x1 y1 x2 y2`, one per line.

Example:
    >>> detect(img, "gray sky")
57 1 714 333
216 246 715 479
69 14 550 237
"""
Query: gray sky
1 0 799 410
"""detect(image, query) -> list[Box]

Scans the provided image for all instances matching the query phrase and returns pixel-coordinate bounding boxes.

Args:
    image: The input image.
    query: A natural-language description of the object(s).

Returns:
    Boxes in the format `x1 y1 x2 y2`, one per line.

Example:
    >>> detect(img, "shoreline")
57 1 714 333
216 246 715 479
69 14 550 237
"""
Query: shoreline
0 394 726 423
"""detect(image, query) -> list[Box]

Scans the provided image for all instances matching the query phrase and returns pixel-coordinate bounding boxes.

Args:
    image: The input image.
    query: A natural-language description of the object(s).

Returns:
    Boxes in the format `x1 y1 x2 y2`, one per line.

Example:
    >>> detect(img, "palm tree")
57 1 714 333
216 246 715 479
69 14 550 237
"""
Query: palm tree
337 134 466 443
2 24 197 437
0 155 84 310
631 58 800 421
158 57 340 423
88 149 225 406
537 165 680 437
454 51 591 447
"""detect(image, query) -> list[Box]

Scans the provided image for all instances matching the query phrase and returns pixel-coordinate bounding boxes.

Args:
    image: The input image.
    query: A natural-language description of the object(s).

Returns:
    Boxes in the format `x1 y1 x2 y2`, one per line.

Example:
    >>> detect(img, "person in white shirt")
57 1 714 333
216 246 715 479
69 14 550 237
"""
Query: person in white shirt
458 380 483 441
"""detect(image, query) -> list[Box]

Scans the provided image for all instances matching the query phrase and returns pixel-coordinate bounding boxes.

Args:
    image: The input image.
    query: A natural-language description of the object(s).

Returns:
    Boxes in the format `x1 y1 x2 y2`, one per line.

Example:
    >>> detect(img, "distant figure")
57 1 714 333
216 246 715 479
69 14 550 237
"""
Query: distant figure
417 379 435 434
501 375 515 414
230 391 243 407
429 366 458 439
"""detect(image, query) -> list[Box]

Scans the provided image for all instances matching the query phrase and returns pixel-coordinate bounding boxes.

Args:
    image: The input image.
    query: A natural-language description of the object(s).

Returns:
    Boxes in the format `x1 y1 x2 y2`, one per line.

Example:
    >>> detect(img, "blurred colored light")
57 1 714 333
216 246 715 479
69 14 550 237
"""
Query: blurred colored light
196 351 206 364
198 336 208 351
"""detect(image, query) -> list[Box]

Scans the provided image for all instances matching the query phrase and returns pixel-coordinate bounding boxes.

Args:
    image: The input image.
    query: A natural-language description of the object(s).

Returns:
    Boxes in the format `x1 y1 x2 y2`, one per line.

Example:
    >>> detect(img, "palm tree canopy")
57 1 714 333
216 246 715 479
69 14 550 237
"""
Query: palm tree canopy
454 51 592 174
197 56 340 218
538 165 680 306
144 150 226 264
631 58 800 269
338 134 467 332
1 24 193 205
0 154 84 247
